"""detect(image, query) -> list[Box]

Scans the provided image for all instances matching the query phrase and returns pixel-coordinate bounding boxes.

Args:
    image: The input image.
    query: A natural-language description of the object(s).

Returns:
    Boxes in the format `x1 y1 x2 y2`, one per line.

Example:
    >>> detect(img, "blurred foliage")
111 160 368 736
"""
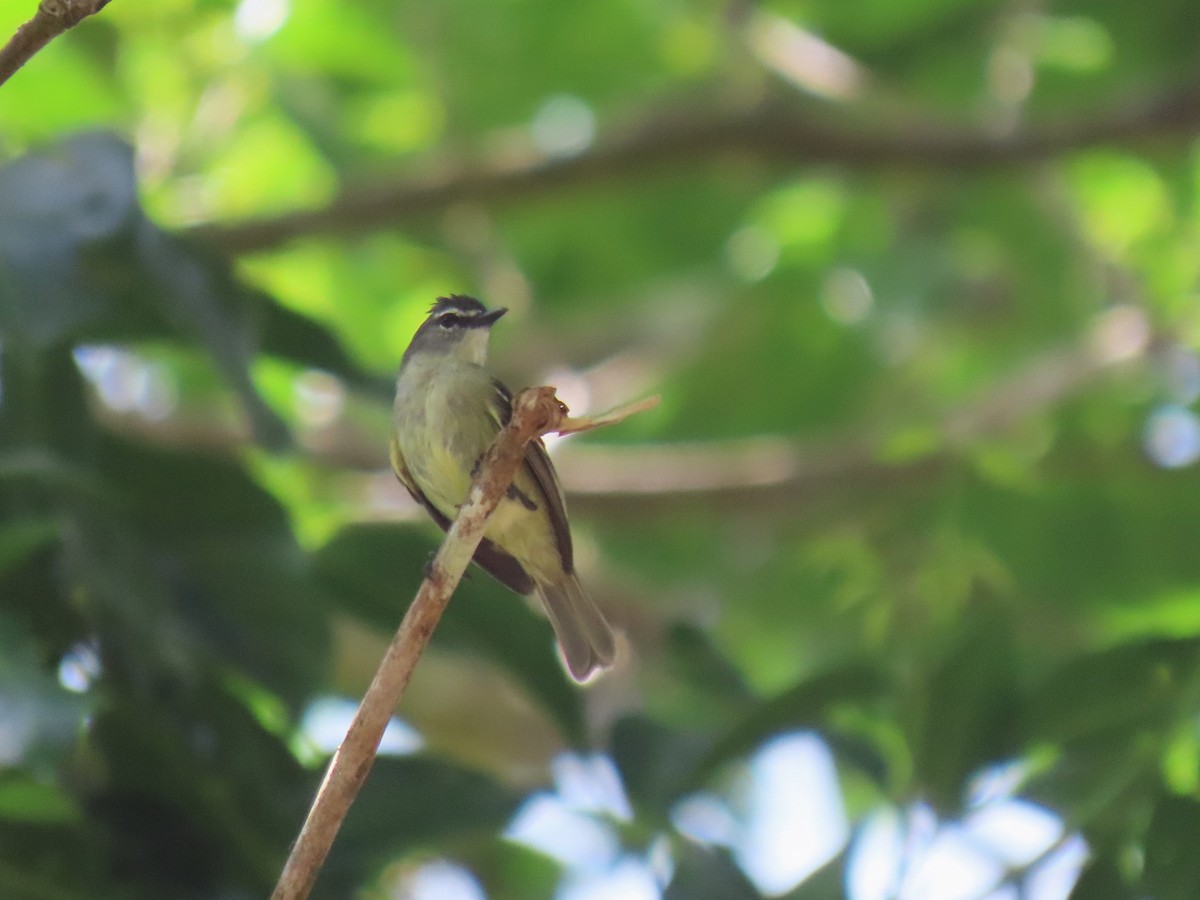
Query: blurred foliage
2 0 1200 897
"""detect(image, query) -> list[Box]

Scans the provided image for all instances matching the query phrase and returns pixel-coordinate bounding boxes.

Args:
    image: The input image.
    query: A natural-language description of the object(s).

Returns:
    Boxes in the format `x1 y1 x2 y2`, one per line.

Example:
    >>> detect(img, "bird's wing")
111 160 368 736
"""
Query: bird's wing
490 378 574 573
389 434 536 594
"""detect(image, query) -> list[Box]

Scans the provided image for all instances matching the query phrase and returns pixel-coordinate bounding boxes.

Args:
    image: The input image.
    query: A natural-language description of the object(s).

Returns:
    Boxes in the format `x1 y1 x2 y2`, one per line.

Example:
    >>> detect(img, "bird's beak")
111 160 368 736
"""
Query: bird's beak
477 307 508 327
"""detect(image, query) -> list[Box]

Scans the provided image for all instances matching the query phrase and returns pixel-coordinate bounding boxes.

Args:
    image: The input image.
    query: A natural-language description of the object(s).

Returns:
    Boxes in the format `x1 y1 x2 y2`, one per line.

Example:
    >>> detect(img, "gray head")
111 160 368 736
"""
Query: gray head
402 295 508 367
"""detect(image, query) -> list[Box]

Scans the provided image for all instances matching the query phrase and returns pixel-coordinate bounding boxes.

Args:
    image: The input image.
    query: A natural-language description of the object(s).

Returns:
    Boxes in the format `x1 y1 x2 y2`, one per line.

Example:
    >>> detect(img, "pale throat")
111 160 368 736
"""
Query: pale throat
453 328 491 366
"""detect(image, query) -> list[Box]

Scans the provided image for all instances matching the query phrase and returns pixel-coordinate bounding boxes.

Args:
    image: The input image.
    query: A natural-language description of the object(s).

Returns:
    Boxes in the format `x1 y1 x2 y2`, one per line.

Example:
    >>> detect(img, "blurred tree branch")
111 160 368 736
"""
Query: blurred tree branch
0 0 112 87
191 79 1200 254
91 306 1151 516
561 309 1150 517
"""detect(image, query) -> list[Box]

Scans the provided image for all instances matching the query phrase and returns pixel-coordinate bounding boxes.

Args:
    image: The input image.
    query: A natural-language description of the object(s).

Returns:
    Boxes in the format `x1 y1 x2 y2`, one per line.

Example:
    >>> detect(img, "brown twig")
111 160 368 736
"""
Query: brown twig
557 394 661 436
270 388 657 899
0 0 112 88
190 79 1200 254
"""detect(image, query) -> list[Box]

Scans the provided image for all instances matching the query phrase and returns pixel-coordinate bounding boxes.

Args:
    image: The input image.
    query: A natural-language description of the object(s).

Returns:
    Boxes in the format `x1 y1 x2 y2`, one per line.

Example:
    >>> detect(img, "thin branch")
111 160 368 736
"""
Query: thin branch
558 394 661 436
0 0 111 88
190 78 1200 254
270 387 564 899
270 388 655 900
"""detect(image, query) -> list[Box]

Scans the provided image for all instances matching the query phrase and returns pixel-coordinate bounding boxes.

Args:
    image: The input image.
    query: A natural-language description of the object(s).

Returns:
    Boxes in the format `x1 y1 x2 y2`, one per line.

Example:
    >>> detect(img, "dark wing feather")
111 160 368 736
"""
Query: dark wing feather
490 378 574 573
523 438 574 572
389 436 536 595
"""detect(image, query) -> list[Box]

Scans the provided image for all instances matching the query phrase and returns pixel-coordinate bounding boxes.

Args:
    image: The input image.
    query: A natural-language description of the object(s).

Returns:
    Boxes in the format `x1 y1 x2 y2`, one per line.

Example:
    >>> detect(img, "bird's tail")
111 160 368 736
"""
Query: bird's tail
537 574 616 682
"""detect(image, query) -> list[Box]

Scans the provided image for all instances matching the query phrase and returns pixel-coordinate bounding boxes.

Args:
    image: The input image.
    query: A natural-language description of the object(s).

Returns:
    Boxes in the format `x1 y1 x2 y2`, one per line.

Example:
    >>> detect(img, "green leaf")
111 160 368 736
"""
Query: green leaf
0 133 138 348
687 663 886 794
1026 639 1200 746
664 843 762 900
173 534 331 711
255 290 376 390
0 518 60 577
1143 796 1200 900
96 436 292 536
54 438 333 709
91 686 314 896
663 623 754 710
780 850 848 899
318 756 525 897
610 716 715 821
911 610 1019 812
1023 743 1156 845
1068 855 1135 900
0 614 91 767
466 841 562 900
0 776 80 825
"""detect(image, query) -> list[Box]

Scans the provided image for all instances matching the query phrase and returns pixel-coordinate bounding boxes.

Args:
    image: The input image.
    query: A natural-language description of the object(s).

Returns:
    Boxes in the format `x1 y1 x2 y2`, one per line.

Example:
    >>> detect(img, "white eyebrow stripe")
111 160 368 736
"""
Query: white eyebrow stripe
435 307 484 324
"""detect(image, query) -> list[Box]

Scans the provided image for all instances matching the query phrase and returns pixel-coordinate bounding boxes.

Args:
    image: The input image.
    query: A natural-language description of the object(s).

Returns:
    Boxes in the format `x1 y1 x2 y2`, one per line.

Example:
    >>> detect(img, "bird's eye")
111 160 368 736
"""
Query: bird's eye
437 313 461 329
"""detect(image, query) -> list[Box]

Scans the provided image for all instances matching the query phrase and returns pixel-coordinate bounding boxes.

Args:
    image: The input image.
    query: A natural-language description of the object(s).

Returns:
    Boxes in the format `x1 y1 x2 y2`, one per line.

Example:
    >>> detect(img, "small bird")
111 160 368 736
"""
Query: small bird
390 295 616 681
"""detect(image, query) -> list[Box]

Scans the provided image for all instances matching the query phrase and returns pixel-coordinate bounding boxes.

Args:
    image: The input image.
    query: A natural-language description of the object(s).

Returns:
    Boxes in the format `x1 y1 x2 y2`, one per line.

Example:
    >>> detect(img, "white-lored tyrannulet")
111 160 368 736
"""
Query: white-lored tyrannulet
390 295 615 681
